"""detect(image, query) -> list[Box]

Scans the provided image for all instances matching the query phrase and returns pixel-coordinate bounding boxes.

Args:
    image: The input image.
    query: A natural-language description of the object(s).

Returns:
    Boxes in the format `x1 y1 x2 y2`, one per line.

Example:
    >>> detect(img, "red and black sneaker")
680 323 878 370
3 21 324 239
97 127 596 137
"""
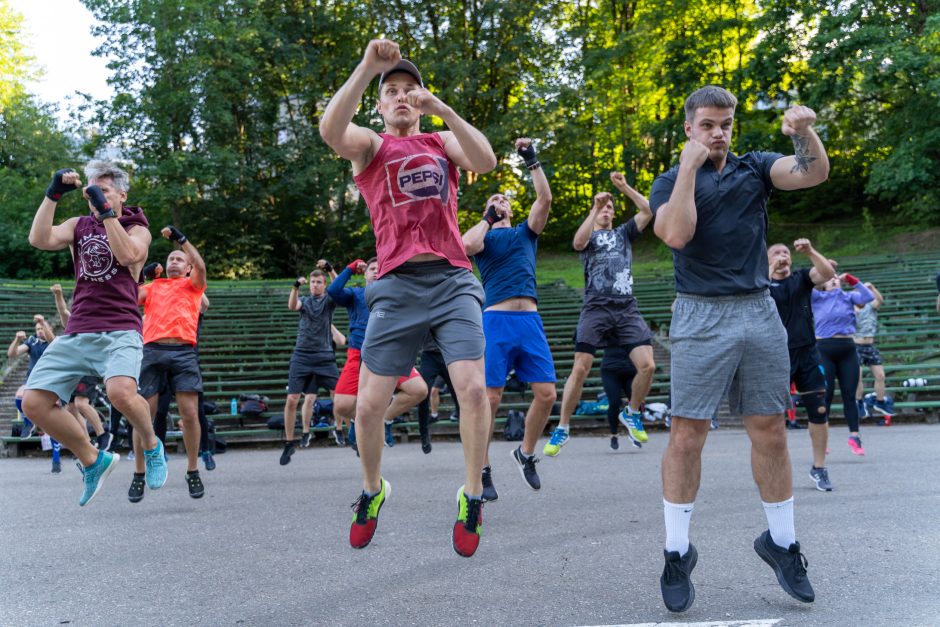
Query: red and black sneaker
349 478 390 549
452 485 484 558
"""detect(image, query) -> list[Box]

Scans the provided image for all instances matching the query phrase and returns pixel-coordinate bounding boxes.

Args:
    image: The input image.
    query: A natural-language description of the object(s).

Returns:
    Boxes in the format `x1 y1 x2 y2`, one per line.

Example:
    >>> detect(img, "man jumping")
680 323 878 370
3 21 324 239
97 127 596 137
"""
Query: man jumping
320 39 496 557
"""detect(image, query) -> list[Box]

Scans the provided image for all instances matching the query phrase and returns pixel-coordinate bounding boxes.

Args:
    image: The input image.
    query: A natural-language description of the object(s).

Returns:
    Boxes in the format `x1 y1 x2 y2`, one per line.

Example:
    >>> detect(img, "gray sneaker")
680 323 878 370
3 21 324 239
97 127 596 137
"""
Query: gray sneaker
809 466 833 491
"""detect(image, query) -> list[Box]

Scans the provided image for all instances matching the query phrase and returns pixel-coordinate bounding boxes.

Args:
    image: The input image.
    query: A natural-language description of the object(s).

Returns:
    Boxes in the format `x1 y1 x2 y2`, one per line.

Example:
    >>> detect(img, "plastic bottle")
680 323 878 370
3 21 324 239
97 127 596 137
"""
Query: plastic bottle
231 397 238 415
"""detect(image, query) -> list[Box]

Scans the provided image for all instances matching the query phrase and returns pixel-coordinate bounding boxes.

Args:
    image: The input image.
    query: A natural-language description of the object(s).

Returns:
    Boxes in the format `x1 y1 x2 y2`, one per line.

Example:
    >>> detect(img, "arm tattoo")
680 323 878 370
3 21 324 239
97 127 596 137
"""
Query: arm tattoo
790 134 818 175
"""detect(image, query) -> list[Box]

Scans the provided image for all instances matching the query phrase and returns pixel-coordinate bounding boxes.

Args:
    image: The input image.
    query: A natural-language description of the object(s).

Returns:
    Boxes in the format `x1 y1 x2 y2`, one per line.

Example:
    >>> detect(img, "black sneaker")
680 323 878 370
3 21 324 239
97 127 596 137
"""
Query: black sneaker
481 466 498 502
332 428 346 447
128 473 145 503
96 432 113 451
300 432 311 448
661 544 697 612
279 441 296 466
421 430 432 454
186 471 205 499
753 530 815 603
511 447 541 490
610 436 619 450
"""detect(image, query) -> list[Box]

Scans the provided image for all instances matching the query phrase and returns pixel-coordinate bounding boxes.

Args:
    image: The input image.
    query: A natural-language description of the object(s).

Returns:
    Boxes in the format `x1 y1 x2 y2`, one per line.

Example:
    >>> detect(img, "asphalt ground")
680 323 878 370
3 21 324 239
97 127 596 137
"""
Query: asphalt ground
2 422 938 626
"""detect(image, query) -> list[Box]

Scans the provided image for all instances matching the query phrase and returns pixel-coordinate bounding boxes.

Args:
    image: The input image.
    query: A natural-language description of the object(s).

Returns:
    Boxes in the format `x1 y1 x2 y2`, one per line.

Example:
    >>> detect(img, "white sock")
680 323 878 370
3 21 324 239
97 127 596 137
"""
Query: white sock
663 499 694 555
558 424 569 433
763 497 796 548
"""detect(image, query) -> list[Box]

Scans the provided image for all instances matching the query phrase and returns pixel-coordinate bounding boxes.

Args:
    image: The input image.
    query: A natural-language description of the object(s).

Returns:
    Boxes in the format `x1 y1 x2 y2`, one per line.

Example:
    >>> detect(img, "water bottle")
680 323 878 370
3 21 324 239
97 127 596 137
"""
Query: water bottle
903 378 928 387
231 397 238 415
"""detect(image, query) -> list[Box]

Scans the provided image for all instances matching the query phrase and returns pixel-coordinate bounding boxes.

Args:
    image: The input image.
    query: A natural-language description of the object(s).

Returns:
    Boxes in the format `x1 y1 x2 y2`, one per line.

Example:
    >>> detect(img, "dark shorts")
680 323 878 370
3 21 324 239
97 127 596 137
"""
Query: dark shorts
575 299 653 354
69 376 100 404
789 345 826 393
287 352 338 395
139 344 203 397
362 263 485 377
856 344 884 366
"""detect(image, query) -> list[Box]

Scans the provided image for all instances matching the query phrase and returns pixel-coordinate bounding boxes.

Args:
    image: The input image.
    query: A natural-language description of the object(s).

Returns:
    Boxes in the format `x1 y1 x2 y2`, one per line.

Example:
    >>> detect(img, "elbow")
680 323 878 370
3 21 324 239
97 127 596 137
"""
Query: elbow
661 236 689 250
475 152 497 174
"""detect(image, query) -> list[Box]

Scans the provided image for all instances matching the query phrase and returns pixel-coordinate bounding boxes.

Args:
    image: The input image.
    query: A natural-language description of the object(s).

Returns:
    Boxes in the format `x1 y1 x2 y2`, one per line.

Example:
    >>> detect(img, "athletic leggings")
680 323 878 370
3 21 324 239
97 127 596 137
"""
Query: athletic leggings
601 369 636 435
817 337 861 432
417 350 459 440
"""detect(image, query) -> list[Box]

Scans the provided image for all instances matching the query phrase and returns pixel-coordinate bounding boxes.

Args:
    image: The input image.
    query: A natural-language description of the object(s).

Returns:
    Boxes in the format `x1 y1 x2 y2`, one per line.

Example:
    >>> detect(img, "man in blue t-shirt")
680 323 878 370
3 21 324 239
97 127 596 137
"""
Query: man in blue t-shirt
649 85 830 613
461 138 555 499
541 172 657 458
9 315 55 442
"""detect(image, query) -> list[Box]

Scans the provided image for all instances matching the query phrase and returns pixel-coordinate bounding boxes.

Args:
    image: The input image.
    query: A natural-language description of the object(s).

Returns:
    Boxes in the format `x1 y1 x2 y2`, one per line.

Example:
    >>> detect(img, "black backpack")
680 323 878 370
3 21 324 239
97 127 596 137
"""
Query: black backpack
239 393 269 416
503 410 525 441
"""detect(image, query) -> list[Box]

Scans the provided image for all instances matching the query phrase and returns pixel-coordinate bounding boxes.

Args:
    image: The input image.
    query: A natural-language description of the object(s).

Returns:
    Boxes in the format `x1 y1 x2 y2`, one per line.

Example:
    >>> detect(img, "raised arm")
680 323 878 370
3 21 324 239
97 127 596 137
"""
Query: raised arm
8 332 27 359
516 138 552 235
331 325 347 348
326 262 363 306
29 169 83 251
653 140 708 249
793 238 836 285
34 315 55 341
573 193 609 252
289 276 306 311
843 274 874 305
50 283 70 327
865 283 884 309
318 39 393 168
463 197 507 257
162 226 207 291
200 294 210 314
769 106 830 191
610 171 652 232
317 259 339 282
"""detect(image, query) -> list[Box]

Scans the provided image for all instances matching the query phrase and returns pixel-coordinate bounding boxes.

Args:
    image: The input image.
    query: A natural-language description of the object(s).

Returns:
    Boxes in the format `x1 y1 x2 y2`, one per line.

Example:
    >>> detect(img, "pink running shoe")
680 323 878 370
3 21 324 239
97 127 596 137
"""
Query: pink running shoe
848 435 865 456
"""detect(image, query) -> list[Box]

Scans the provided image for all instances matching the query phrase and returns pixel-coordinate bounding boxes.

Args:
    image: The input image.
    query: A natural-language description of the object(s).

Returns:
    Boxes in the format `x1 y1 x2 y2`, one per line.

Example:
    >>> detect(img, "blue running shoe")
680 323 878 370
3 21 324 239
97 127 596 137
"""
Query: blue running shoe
542 427 569 457
619 409 649 445
201 450 216 471
384 422 395 447
78 451 120 506
144 439 168 490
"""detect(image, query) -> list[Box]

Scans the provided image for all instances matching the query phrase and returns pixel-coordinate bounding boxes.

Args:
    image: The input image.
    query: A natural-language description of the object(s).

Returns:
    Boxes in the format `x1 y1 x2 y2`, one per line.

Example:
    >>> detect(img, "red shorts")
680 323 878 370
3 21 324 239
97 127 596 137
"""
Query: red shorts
334 348 420 395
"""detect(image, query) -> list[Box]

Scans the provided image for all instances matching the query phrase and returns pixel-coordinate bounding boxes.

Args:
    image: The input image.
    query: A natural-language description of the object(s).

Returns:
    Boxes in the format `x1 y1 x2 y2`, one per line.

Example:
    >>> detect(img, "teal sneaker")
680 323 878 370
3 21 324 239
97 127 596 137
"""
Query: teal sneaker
542 427 569 457
144 439 169 489
78 450 120 507
619 409 649 446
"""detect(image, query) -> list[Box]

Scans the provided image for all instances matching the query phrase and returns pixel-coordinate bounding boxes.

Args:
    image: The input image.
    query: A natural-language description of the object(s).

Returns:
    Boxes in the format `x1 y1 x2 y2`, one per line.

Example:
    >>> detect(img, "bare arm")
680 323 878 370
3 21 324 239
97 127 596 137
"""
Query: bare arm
181 241 207 290
8 333 27 359
793 239 836 285
102 222 150 277
462 220 490 257
518 138 552 235
318 39 394 169
769 106 830 191
29 169 82 251
137 283 148 306
200 294 210 314
438 124 497 174
865 283 884 309
34 315 55 341
573 194 609 251
50 284 70 327
331 325 347 348
288 278 306 311
610 172 652 232
653 140 708 249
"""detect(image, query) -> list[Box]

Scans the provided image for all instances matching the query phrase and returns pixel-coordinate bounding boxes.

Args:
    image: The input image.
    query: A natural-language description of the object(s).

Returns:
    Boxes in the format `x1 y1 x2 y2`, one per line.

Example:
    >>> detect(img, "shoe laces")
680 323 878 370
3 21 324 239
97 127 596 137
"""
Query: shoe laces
789 546 809 576
662 554 687 584
523 455 539 473
351 492 374 525
549 429 566 445
463 497 482 531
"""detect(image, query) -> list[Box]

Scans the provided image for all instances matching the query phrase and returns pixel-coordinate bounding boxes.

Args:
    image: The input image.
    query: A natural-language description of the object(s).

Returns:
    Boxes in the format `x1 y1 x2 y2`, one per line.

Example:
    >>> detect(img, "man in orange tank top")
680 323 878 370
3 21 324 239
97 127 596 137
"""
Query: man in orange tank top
131 225 208 501
320 38 497 557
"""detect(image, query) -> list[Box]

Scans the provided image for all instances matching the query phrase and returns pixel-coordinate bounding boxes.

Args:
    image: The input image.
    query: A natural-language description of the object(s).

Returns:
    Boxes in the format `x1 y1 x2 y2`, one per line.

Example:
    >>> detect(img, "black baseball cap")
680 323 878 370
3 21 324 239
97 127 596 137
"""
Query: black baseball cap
379 59 423 89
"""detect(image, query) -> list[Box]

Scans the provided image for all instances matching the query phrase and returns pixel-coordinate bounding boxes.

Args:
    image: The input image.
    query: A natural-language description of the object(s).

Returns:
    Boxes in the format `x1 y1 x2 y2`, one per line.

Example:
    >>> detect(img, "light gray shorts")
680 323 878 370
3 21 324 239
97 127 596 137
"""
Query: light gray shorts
25 331 144 402
670 290 789 420
362 262 485 377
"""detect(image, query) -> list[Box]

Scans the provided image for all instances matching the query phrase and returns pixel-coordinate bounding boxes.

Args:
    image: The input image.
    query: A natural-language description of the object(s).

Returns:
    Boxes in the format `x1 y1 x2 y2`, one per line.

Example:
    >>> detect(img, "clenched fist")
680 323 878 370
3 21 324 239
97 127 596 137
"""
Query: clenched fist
592 192 613 212
679 139 709 169
405 88 448 117
362 39 401 75
793 238 813 254
781 106 816 137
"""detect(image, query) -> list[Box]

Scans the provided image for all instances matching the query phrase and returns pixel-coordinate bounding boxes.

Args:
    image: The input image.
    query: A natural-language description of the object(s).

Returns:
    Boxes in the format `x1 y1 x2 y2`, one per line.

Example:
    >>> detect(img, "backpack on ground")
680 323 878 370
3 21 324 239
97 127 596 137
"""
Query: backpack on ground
503 410 525 441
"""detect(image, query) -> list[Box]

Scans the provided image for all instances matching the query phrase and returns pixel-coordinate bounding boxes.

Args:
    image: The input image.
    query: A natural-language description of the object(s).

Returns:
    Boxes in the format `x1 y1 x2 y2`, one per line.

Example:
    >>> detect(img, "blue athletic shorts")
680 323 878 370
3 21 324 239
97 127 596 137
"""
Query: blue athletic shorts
482 310 556 388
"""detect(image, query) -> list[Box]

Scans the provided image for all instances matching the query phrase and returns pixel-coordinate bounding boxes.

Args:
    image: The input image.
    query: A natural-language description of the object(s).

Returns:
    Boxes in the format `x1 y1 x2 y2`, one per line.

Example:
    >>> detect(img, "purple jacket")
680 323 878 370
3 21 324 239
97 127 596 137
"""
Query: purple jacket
811 282 874 338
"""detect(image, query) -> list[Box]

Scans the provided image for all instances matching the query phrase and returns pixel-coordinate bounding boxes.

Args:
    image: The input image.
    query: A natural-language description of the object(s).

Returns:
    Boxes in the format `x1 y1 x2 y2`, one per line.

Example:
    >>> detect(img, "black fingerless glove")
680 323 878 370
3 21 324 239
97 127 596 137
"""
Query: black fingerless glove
517 143 540 171
166 225 187 244
143 263 160 281
46 169 79 201
85 185 116 219
323 261 333 273
293 279 302 288
484 204 501 226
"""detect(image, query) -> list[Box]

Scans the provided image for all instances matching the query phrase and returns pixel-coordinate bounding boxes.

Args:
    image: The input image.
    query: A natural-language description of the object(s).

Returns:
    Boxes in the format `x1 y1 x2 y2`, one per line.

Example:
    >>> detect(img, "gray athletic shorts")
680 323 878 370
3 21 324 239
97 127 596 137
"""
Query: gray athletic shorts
287 352 339 394
670 290 789 419
362 262 485 377
575 298 653 353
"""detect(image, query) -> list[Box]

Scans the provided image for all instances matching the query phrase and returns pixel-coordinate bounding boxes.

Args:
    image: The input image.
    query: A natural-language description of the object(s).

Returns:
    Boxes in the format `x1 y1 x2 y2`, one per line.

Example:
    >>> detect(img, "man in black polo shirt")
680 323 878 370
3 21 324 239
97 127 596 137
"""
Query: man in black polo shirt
768 239 836 491
650 85 830 612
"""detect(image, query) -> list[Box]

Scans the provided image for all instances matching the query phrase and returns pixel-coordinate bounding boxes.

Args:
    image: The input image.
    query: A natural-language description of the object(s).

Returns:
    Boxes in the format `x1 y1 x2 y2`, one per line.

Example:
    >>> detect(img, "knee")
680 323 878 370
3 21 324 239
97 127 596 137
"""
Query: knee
285 393 300 403
667 420 708 455
570 359 591 380
457 383 488 410
533 385 557 405
21 391 48 419
486 389 503 408
107 384 138 410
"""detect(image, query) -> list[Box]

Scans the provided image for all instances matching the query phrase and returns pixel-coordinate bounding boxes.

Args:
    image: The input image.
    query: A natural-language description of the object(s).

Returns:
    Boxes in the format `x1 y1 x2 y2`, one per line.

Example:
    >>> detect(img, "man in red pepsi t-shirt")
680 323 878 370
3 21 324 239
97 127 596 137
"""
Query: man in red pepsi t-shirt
320 38 496 557
24 160 167 507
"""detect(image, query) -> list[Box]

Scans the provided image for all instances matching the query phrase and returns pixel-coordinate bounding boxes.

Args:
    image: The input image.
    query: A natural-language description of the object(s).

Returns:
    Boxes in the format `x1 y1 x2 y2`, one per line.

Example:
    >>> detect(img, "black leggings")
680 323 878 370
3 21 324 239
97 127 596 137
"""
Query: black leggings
417 350 459 439
601 369 635 435
817 337 861 432
153 389 211 453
